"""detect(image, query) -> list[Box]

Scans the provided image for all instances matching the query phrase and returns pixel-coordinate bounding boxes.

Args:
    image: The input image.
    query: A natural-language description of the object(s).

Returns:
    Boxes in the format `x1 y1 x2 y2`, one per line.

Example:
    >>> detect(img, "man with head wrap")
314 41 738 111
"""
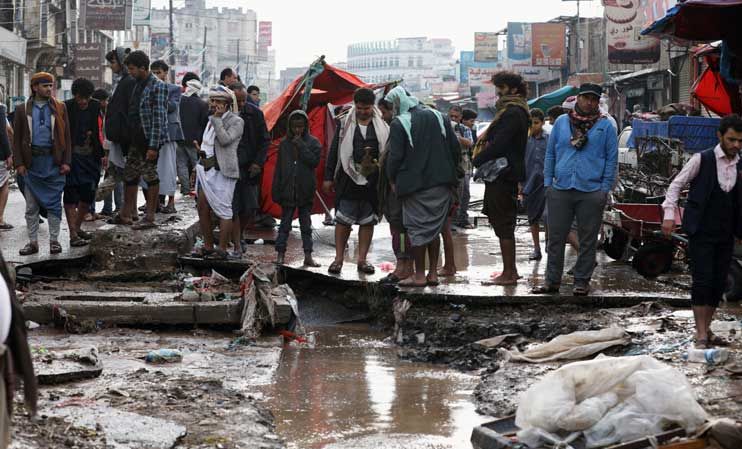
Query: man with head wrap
12 72 71 255
178 73 209 196
194 86 244 260
384 86 461 287
104 47 136 225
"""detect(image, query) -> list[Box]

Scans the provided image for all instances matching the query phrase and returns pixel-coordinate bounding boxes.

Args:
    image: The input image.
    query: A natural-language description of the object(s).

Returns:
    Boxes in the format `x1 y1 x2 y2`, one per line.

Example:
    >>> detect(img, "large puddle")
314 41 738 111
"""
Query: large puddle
260 324 488 449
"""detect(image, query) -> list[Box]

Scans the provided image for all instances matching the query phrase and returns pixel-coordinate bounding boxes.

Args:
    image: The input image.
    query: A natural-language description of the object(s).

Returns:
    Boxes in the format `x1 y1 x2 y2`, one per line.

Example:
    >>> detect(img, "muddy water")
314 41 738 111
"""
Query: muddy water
260 324 488 449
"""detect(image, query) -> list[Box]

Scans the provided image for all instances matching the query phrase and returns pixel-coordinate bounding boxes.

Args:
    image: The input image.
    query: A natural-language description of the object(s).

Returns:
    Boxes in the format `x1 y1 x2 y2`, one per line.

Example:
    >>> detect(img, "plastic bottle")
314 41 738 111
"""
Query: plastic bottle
682 348 729 364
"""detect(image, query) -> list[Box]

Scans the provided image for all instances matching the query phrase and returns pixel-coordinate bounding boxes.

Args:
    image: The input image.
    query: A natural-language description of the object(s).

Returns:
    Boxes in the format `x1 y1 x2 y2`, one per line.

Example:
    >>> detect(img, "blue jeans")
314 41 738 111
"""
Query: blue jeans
275 205 313 254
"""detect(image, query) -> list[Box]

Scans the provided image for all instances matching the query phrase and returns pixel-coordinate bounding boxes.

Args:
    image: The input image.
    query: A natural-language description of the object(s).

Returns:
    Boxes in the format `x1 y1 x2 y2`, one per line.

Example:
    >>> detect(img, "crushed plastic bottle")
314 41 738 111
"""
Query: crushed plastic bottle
682 348 729 365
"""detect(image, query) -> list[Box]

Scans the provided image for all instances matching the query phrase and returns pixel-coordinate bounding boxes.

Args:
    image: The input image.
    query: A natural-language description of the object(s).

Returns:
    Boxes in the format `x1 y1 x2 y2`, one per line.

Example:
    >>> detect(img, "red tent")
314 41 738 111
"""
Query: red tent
260 59 372 218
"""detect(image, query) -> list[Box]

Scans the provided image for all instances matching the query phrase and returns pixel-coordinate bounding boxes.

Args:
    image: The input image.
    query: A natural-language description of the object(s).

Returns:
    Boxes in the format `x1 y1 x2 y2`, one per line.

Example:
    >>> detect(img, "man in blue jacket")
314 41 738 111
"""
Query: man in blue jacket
150 60 182 214
533 83 618 296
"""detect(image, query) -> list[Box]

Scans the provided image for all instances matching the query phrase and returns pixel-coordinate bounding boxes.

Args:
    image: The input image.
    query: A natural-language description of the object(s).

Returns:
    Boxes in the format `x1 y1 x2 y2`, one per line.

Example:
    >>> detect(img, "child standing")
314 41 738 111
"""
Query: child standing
523 109 549 260
272 110 322 266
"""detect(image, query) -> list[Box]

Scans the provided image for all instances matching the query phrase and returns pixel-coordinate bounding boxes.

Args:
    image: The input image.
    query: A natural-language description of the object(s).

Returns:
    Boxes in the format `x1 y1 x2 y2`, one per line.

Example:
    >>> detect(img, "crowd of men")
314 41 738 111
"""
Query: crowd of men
0 47 270 259
2 56 742 350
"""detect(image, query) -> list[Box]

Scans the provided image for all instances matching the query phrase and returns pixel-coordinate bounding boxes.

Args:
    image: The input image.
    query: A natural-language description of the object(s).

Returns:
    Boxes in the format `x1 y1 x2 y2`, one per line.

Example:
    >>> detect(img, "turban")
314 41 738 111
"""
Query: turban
30 72 54 86
208 85 238 113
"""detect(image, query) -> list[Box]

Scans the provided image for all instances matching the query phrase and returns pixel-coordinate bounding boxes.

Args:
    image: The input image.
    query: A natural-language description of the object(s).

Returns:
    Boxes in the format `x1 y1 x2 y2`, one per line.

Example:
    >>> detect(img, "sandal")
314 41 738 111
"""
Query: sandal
695 339 710 349
399 278 428 288
573 284 591 296
328 261 343 275
19 242 39 256
107 214 133 226
70 237 89 248
708 332 731 347
77 230 94 240
132 220 158 230
160 204 177 214
204 248 227 260
426 276 440 287
50 241 62 254
357 261 375 274
380 273 401 284
532 284 561 294
0 223 13 230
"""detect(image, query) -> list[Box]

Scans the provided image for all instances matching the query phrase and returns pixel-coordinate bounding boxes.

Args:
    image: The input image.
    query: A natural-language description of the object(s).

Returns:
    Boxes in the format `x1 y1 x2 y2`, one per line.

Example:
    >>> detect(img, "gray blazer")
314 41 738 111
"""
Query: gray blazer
210 112 244 179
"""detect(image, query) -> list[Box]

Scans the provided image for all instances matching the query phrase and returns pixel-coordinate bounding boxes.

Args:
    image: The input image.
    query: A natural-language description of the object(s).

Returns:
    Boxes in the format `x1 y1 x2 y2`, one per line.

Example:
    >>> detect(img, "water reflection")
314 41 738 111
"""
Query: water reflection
261 324 487 449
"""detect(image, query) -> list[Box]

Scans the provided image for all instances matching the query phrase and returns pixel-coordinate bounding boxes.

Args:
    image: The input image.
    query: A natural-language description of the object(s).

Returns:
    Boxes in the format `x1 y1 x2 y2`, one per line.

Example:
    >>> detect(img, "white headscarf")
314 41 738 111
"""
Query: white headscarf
184 79 203 98
208 85 238 113
335 106 390 186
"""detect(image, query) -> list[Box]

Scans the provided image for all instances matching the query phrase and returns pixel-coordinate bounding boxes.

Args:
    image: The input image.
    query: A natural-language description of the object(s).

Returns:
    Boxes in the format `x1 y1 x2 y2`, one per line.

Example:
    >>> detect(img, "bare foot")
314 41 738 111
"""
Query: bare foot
491 273 519 286
399 274 427 288
437 265 457 277
426 273 439 286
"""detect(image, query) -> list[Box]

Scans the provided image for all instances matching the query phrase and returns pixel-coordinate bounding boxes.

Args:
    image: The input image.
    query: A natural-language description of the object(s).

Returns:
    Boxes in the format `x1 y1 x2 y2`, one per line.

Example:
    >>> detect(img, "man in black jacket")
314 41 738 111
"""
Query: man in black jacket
177 72 208 195
64 78 104 248
230 83 271 256
472 71 530 286
104 47 137 224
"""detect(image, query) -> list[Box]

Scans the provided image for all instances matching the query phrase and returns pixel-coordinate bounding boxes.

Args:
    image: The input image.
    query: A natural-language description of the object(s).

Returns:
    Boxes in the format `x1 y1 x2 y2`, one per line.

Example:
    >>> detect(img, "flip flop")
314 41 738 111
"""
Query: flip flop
50 241 62 254
426 277 440 287
532 284 561 294
357 261 375 274
380 273 401 284
708 332 731 347
0 223 13 230
70 237 89 248
437 268 456 277
107 215 133 225
204 249 228 260
19 243 39 256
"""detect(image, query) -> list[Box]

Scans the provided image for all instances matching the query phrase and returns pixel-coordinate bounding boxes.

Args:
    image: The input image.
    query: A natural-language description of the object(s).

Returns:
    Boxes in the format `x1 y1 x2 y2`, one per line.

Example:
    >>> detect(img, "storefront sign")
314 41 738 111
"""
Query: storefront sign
81 0 132 30
474 32 499 62
133 0 151 26
74 43 104 86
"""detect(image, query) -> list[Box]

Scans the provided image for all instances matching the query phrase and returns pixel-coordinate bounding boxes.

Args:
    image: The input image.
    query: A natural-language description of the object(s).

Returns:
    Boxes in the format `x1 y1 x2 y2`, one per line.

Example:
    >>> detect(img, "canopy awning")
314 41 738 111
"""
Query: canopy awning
528 85 578 113
641 0 742 43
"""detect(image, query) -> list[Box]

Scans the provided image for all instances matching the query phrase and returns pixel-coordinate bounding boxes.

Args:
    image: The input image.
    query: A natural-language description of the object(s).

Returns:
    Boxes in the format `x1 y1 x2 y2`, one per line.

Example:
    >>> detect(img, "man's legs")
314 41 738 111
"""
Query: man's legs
490 180 519 285
543 189 575 287
176 143 197 195
333 224 352 266
358 224 374 265
231 216 242 256
197 192 214 250
457 174 471 226
426 236 441 284
298 205 319 266
275 206 295 263
438 217 456 276
23 185 40 248
0 180 10 226
217 217 232 252
390 224 413 280
530 223 542 256
688 236 721 344
141 156 160 223
572 191 606 288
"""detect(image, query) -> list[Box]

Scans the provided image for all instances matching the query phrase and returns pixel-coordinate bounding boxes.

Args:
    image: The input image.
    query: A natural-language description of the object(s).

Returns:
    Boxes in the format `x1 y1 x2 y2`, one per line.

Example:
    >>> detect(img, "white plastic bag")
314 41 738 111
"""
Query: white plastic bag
515 355 708 448
501 327 630 363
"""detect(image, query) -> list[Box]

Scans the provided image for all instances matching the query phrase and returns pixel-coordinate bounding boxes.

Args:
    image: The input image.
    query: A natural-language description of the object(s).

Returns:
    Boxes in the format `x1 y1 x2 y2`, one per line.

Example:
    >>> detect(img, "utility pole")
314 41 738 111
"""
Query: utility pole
168 0 175 83
201 26 207 80
236 39 241 81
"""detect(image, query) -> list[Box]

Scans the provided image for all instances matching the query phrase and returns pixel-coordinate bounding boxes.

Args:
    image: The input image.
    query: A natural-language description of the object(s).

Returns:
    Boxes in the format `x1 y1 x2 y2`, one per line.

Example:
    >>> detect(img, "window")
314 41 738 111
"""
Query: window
417 56 423 68
185 23 192 29
408 57 414 68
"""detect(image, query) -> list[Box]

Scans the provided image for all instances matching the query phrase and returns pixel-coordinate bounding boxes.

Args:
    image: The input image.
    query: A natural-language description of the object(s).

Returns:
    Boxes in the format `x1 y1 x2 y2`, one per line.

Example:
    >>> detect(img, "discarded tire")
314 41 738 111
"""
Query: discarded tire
632 243 673 278
726 261 742 302
603 228 629 260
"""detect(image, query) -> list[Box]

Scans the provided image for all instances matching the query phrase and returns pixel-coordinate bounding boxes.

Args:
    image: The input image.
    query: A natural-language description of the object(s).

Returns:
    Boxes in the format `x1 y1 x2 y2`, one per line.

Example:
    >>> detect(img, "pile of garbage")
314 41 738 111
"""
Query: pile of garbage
181 270 240 302
515 355 707 448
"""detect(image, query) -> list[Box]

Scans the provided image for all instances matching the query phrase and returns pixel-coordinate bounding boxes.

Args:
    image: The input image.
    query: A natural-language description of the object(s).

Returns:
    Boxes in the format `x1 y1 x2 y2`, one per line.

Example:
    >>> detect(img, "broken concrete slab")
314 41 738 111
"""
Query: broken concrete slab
35 347 103 385
22 300 243 326
48 405 187 449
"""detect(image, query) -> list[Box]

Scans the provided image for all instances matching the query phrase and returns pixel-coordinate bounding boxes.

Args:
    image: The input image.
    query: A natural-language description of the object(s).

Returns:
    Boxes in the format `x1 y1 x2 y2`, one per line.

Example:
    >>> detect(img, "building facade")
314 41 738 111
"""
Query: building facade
347 37 456 95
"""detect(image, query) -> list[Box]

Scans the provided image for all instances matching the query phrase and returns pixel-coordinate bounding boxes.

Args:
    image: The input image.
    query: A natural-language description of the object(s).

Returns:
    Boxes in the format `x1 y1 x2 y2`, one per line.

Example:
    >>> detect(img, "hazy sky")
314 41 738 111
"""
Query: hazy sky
153 0 605 71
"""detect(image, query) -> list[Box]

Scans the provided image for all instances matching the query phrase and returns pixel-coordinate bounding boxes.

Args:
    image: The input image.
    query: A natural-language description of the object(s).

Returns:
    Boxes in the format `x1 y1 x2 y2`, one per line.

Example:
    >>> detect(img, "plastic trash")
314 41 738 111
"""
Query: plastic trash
253 239 264 245
515 355 707 448
682 348 729 365
145 349 183 364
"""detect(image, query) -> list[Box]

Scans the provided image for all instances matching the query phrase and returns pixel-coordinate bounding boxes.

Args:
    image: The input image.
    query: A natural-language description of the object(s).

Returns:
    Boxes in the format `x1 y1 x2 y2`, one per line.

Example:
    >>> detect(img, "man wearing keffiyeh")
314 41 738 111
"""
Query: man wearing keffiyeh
534 83 618 297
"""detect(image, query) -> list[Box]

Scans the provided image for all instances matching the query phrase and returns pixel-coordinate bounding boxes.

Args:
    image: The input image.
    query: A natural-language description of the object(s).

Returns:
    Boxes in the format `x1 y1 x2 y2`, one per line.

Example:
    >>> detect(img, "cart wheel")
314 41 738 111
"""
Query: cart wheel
603 228 629 260
632 243 674 278
725 261 742 302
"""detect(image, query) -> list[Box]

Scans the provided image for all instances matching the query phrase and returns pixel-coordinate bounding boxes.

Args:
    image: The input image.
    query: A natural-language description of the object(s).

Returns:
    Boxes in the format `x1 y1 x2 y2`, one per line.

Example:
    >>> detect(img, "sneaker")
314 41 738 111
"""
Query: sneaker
529 250 542 261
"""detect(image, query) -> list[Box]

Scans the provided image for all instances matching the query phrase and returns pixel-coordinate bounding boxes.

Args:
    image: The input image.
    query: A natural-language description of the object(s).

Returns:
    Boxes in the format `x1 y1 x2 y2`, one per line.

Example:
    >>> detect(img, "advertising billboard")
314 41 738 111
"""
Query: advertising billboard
602 0 673 64
531 23 566 67
507 22 532 63
474 32 499 62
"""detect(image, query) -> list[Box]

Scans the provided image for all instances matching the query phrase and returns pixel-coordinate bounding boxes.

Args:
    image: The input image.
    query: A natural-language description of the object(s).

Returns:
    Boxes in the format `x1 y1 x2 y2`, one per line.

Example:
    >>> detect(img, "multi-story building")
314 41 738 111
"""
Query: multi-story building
347 37 456 96
150 0 257 85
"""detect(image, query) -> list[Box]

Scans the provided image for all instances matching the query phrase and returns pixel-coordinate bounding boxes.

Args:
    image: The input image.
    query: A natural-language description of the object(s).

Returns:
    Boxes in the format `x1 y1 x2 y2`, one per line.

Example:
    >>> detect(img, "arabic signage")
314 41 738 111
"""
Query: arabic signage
74 44 104 86
474 32 499 62
602 0 674 64
468 67 498 88
531 23 566 67
460 51 502 84
133 0 151 26
507 22 532 63
80 0 132 30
